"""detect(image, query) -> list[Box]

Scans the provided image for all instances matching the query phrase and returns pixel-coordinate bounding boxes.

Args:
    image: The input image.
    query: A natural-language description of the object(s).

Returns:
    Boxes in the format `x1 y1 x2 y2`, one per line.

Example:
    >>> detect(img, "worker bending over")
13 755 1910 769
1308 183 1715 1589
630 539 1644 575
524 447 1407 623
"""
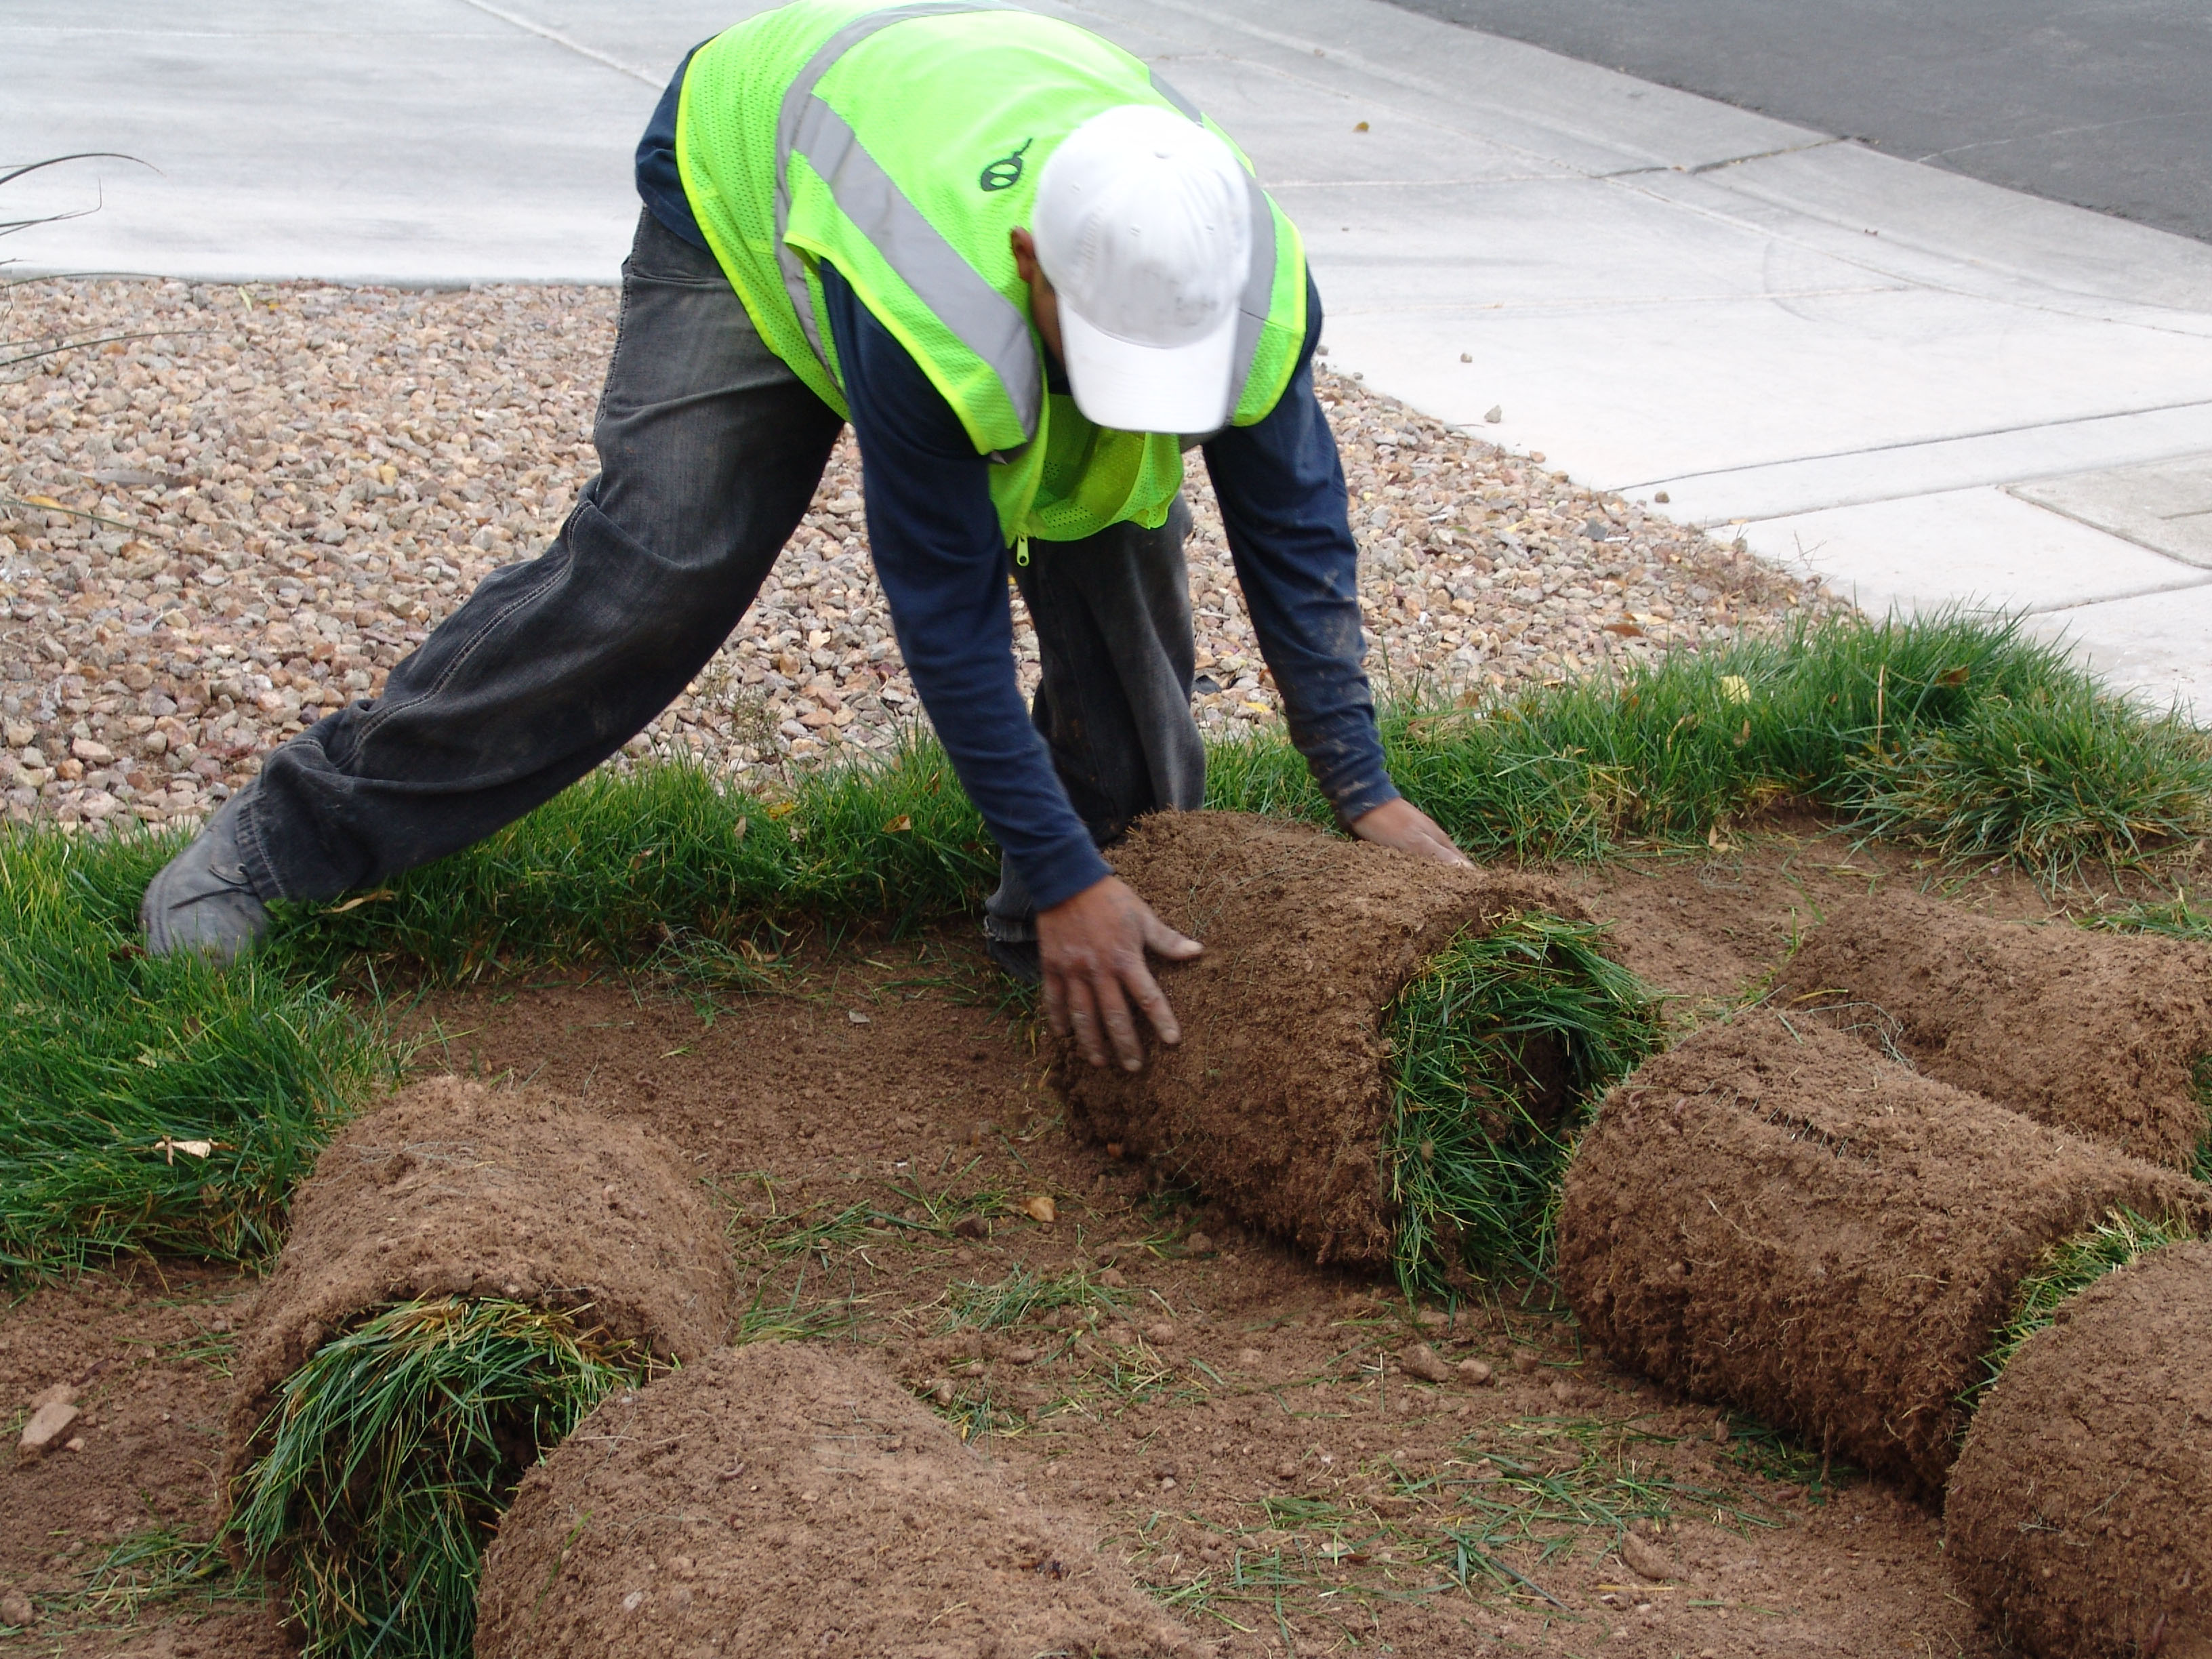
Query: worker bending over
142 0 1467 1069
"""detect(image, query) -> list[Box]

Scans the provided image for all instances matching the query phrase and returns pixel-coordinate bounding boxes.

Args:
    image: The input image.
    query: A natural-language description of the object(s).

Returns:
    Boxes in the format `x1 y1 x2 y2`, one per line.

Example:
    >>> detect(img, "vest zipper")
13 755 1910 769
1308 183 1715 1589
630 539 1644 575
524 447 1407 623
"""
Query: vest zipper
1015 535 1030 568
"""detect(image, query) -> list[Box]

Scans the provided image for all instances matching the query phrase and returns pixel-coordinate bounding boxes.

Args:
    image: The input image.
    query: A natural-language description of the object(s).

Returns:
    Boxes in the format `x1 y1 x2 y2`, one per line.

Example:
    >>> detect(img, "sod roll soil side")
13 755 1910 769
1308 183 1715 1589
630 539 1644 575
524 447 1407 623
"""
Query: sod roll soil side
475 1340 1193 1659
1047 811 1585 1267
1779 889 2212 1168
1556 1012 2207 1493
1946 1241 2212 1659
222 1075 738 1498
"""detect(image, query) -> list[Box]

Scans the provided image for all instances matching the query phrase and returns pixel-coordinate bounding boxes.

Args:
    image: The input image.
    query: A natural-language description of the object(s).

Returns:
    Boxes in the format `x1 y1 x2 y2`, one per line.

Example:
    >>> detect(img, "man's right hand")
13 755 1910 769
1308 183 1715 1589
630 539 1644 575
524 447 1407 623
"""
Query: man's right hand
1038 876 1202 1072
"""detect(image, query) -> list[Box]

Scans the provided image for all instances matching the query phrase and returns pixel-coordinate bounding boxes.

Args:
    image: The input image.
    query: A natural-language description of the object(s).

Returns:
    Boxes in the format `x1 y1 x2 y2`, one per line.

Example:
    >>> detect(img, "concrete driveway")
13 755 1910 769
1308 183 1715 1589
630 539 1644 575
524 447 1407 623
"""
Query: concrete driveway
6 0 2209 710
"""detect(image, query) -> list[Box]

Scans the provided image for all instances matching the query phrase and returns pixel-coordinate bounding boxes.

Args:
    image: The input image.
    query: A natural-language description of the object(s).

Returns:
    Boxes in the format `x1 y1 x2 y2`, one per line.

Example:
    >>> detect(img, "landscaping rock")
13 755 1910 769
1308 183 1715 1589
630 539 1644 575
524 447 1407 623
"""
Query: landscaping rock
0 276 1841 837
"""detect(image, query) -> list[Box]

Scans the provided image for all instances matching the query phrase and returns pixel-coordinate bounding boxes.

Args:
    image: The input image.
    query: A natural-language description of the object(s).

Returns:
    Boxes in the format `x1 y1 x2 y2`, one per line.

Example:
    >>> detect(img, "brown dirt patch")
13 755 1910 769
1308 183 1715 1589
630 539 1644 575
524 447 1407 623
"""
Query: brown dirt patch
1779 888 2212 1167
1946 1240 2212 1659
1556 1009 2208 1494
16 821 2184 1657
220 1076 738 1504
476 1340 1195 1659
1050 811 1582 1267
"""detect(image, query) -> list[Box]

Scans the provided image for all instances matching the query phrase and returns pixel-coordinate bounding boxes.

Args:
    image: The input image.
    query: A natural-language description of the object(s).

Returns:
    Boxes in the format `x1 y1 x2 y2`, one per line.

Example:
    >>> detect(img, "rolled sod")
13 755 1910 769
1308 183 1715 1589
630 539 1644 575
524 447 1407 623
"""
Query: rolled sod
1556 1010 2208 1494
1046 811 1656 1280
223 1077 738 1658
1946 1239 2212 1658
475 1340 1194 1659
1778 888 2212 1169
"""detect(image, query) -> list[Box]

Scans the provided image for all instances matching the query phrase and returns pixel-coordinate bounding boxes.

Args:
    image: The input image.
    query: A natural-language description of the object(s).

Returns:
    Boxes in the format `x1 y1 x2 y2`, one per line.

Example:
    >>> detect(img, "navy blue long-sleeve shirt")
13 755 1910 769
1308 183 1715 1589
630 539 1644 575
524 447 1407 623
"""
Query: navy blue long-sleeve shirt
638 63 1396 911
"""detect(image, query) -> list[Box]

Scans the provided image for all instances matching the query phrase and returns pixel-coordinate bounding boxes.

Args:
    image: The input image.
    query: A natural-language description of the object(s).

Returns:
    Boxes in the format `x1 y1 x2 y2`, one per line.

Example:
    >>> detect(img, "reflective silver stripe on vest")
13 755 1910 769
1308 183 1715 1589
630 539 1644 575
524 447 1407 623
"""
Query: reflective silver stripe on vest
789 97 1042 435
773 3 1019 386
1151 68 1279 419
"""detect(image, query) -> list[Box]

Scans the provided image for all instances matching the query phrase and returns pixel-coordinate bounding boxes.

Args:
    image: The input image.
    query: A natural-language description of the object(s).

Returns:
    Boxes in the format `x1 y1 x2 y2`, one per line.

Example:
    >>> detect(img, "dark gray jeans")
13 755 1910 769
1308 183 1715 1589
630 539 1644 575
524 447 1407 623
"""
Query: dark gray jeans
240 209 1204 933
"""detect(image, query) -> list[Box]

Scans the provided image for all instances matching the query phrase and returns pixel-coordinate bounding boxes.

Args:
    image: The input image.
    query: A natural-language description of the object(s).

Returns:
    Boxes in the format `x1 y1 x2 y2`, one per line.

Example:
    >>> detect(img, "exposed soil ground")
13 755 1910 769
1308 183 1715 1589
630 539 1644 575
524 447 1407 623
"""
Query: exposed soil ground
1 818 2203 1657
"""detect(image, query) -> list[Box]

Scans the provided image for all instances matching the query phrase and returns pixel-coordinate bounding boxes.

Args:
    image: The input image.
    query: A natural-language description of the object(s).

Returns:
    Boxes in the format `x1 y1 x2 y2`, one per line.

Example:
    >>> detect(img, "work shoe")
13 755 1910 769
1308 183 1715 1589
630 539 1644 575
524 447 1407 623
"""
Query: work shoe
984 932 1042 987
140 785 270 964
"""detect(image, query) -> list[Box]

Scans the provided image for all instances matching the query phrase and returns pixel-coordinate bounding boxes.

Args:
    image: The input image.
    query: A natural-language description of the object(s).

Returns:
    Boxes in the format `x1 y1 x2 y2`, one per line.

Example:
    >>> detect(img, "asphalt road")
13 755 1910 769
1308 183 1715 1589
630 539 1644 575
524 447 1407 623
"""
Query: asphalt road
1384 0 2212 243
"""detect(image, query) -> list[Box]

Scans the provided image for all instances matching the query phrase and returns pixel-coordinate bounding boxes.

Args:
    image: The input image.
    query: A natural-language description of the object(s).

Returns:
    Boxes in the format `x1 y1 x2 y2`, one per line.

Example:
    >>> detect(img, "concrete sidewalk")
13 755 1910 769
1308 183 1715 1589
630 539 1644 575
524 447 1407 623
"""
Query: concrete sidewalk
7 0 2208 710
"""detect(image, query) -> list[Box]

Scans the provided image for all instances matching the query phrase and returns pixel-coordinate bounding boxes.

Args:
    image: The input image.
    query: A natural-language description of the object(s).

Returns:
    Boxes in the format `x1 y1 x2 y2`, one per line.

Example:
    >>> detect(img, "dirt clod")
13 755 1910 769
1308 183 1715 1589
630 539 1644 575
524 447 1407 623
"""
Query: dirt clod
1620 1531 1677 1582
1400 1343 1454 1383
476 1342 1193 1658
1511 1349 1542 1374
1558 1010 2207 1492
1946 1241 2212 1658
1 1590 33 1627
1458 1358 1494 1386
1780 890 2212 1168
1052 811 1582 1265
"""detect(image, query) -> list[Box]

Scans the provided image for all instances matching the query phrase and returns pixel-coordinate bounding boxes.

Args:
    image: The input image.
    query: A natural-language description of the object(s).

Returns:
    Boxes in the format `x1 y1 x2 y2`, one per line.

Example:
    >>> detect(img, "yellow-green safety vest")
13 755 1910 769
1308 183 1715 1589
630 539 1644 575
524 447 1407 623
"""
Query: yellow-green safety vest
676 0 1309 546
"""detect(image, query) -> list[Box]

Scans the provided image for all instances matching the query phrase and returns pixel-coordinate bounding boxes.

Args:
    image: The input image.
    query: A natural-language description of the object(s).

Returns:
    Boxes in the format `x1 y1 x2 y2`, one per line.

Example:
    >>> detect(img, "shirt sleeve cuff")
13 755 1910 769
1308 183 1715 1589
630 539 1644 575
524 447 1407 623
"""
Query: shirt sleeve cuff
1322 770 1401 830
1019 836 1115 915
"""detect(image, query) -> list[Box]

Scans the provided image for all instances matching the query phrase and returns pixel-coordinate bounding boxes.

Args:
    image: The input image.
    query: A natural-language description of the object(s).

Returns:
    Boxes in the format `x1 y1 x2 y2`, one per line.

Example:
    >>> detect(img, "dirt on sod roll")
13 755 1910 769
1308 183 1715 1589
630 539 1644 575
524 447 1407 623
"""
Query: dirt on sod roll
222 1077 739 1650
1946 1240 2212 1658
1047 811 1589 1268
476 1340 1193 1659
1778 888 2212 1168
1555 1011 2207 1494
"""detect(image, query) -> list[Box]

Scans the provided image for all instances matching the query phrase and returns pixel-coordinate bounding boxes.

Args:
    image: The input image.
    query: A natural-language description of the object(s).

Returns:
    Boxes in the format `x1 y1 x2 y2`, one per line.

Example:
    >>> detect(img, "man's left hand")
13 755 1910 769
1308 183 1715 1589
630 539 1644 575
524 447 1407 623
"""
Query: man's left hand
1347 798 1469 867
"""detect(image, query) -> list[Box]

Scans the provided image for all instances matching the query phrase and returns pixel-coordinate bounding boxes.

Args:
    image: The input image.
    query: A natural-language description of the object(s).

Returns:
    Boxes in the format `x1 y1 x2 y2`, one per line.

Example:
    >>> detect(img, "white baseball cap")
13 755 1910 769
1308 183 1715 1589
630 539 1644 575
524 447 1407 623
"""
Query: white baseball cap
1032 103 1252 434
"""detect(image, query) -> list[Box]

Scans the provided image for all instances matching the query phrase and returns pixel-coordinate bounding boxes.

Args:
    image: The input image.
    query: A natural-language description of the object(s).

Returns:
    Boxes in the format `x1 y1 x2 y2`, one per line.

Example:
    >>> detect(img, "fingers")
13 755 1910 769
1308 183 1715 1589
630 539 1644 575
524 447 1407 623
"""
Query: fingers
1043 965 1071 1040
1414 823 1473 868
1063 972 1110 1069
1139 907 1204 960
1091 971 1145 1072
1122 954 1182 1051
1036 879 1197 1070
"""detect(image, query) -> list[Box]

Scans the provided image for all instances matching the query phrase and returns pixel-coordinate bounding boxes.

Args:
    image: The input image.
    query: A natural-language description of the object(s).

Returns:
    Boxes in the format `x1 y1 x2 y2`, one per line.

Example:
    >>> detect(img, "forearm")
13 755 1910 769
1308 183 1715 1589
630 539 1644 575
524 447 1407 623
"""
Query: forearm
1204 282 1397 824
817 259 1110 911
879 575 1111 910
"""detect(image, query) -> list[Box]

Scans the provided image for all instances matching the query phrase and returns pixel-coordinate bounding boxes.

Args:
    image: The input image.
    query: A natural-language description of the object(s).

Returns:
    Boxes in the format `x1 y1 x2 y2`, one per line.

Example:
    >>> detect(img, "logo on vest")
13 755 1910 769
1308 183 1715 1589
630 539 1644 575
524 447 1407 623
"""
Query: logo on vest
979 138 1033 192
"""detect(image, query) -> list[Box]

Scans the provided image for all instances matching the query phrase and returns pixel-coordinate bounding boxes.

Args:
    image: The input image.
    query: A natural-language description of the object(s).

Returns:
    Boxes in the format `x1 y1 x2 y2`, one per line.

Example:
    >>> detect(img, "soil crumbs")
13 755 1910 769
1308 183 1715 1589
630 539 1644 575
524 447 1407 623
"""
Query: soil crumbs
6 821 2154 1658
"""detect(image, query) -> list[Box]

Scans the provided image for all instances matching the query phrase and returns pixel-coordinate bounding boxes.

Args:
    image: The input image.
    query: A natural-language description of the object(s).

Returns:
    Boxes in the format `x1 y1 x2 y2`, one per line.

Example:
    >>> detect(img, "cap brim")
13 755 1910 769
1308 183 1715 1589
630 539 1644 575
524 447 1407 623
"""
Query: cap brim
1058 303 1237 435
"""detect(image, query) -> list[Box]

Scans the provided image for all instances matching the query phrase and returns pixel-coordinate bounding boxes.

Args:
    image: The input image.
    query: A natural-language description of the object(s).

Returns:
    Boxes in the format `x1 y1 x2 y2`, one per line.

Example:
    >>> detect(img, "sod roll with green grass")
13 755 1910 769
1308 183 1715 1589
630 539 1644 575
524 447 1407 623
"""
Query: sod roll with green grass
1946 1237 2212 1658
233 1295 659 1658
1780 888 2212 1169
222 1078 737 1659
1048 811 1659 1289
1557 1011 2209 1494
476 1340 1192 1658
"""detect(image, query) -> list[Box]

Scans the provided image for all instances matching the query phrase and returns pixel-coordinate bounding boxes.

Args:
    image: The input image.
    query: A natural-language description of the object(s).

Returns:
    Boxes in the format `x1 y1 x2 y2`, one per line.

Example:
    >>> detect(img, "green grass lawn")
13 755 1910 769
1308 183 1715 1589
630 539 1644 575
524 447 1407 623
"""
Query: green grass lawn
3 609 2207 1278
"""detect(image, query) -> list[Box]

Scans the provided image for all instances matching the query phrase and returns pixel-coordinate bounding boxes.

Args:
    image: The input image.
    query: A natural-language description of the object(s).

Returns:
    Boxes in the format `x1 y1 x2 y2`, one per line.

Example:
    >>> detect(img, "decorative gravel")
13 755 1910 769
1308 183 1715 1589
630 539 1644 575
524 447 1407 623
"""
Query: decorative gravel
0 276 1844 835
